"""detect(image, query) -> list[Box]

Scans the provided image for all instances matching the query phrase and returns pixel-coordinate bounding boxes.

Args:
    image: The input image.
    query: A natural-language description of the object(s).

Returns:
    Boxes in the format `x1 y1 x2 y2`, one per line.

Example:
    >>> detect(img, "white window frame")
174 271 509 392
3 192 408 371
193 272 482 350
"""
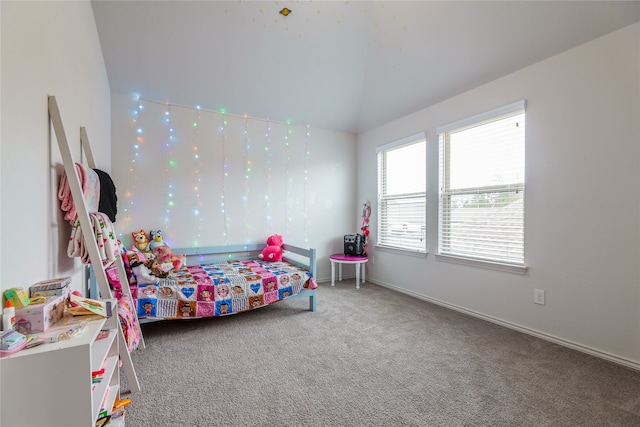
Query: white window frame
376 134 427 254
436 101 527 274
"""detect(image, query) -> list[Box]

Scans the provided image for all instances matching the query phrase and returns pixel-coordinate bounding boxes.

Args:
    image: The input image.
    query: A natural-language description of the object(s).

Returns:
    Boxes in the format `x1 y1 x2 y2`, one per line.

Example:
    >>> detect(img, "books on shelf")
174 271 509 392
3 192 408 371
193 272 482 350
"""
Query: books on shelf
67 295 110 317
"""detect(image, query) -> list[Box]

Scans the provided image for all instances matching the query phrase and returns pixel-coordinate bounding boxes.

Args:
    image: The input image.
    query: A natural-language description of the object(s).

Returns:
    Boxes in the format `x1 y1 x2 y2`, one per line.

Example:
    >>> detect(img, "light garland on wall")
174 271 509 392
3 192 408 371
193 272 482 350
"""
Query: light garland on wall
219 109 229 245
264 120 273 235
163 103 176 241
191 106 203 247
119 97 144 239
123 97 312 247
303 124 311 246
285 121 291 240
243 115 252 244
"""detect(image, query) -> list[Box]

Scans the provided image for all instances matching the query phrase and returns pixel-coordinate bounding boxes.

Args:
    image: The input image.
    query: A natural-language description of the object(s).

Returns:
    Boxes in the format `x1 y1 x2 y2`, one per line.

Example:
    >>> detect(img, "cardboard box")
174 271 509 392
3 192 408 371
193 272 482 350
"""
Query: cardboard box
14 295 65 334
30 277 71 302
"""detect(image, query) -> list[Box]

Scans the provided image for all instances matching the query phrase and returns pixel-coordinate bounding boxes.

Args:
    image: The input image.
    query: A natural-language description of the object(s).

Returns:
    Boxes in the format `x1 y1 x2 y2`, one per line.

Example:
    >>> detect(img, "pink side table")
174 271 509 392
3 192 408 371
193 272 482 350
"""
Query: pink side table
330 254 368 289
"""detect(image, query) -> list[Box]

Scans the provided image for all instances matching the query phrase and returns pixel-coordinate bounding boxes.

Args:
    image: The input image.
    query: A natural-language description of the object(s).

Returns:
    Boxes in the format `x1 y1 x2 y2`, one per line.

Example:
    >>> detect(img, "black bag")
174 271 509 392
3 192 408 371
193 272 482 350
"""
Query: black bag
344 234 366 256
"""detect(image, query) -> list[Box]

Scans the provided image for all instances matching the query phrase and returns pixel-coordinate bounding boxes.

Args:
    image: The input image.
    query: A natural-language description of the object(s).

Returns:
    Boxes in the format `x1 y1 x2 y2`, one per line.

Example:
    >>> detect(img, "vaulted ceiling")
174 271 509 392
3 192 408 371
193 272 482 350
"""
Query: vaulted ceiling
92 1 640 134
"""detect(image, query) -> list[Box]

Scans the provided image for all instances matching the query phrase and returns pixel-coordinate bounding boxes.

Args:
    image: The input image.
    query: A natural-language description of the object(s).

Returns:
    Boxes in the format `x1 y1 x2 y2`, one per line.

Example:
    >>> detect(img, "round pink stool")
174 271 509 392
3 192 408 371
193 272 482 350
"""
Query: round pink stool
330 254 368 289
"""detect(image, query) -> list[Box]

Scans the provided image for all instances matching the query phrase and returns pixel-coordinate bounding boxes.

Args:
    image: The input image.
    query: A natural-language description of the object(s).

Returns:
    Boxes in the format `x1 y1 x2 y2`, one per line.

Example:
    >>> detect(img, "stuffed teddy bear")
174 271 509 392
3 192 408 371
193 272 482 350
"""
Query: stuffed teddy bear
148 230 166 252
130 260 159 285
155 245 183 272
259 234 284 262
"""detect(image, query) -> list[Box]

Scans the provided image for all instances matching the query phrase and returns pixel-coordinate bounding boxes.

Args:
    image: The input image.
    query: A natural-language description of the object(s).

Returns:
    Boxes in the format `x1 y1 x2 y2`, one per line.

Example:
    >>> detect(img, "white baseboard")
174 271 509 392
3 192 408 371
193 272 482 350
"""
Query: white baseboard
369 279 640 372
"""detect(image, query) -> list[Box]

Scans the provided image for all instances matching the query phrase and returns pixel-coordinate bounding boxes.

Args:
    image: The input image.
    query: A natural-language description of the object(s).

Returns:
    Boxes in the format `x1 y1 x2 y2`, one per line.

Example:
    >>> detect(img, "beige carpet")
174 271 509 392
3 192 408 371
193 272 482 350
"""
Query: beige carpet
123 281 640 426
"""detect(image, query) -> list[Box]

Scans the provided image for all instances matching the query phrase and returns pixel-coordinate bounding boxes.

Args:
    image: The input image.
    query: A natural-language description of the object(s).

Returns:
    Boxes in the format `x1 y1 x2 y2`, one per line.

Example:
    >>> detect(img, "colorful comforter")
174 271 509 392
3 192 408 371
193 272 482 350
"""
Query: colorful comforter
134 259 317 319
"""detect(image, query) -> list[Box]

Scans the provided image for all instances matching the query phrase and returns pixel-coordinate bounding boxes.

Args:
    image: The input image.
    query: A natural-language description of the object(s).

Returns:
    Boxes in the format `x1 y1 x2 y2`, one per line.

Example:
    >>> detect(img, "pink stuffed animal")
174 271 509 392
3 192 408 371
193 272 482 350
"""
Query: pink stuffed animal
259 234 284 262
155 245 183 272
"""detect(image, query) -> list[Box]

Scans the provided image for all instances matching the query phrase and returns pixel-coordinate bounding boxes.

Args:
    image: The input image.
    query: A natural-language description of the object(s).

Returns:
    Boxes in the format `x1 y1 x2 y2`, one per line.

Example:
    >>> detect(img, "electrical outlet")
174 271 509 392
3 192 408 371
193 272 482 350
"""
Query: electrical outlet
534 289 545 305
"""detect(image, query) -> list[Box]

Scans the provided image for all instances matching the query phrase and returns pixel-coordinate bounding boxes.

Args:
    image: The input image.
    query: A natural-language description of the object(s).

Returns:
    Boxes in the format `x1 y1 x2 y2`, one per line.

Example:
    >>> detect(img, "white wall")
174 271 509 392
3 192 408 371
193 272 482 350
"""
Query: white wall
357 23 640 368
0 1 111 297
2 0 634 369
110 93 357 281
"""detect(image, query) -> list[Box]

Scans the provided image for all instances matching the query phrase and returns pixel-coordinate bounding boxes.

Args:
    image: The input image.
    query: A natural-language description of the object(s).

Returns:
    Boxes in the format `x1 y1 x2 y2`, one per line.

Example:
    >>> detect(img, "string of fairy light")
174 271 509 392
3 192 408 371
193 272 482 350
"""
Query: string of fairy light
121 97 311 247
264 120 272 234
285 121 291 240
191 106 203 247
243 115 251 244
119 97 144 237
163 103 176 240
303 124 310 246
219 109 229 245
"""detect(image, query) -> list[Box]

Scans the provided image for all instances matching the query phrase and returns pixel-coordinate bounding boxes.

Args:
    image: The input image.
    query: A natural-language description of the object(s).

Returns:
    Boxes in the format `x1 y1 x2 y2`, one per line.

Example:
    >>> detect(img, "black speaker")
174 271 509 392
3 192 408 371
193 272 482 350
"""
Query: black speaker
344 234 366 256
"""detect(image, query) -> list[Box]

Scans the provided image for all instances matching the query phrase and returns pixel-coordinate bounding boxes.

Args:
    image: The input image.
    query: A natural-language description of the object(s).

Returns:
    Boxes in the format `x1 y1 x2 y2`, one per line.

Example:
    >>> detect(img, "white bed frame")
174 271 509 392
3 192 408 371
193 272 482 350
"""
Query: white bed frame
172 243 317 312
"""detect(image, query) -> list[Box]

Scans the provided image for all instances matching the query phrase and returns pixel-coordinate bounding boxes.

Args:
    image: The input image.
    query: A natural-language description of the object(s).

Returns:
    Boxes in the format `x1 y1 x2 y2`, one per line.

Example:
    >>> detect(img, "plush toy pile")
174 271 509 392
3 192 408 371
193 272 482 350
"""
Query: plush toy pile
126 231 288 289
127 229 184 281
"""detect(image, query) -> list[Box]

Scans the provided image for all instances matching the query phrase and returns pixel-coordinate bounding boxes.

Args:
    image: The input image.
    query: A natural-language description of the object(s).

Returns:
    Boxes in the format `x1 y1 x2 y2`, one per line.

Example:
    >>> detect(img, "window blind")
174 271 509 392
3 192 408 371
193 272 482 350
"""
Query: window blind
377 137 426 252
438 102 525 265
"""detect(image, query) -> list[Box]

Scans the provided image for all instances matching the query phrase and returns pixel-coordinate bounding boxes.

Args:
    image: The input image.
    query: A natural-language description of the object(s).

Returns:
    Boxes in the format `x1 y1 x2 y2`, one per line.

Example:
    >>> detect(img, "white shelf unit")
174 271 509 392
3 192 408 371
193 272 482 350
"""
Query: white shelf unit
0 302 122 426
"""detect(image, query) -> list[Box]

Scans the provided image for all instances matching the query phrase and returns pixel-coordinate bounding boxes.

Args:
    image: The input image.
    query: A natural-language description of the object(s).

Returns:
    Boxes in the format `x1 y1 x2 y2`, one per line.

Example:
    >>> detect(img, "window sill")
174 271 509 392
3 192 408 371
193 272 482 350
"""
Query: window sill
375 245 427 258
435 254 528 275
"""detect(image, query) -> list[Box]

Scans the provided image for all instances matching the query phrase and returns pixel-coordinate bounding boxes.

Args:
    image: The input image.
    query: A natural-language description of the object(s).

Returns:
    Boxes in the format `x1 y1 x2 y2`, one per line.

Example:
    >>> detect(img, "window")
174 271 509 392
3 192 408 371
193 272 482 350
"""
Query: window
377 134 426 253
438 101 525 267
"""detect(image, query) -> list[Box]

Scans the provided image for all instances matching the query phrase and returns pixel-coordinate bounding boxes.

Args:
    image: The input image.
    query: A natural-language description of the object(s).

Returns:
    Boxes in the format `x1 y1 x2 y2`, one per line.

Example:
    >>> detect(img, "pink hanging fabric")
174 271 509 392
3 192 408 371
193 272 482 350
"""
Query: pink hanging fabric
58 163 100 224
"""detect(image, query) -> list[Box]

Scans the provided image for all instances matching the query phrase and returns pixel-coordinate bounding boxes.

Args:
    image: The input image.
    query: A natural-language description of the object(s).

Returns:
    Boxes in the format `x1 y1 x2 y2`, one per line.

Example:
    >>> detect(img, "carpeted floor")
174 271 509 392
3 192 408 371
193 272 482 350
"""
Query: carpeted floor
123 281 640 426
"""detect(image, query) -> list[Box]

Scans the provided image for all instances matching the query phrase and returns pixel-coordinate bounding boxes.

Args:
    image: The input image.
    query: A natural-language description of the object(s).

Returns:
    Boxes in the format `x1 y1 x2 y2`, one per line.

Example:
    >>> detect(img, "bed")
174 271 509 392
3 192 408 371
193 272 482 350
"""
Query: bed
92 243 317 324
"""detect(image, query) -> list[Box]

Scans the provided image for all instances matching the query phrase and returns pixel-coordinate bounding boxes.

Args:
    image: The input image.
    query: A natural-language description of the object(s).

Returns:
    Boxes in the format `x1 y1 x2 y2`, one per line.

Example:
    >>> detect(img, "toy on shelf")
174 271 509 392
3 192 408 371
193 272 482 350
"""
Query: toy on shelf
4 287 31 309
360 201 371 255
30 277 71 303
0 330 28 356
14 295 65 334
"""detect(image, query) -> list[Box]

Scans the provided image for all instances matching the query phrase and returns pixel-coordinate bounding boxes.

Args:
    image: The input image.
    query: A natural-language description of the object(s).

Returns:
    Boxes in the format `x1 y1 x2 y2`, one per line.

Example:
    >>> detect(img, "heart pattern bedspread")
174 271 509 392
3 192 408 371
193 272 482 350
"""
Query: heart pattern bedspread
135 260 316 319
